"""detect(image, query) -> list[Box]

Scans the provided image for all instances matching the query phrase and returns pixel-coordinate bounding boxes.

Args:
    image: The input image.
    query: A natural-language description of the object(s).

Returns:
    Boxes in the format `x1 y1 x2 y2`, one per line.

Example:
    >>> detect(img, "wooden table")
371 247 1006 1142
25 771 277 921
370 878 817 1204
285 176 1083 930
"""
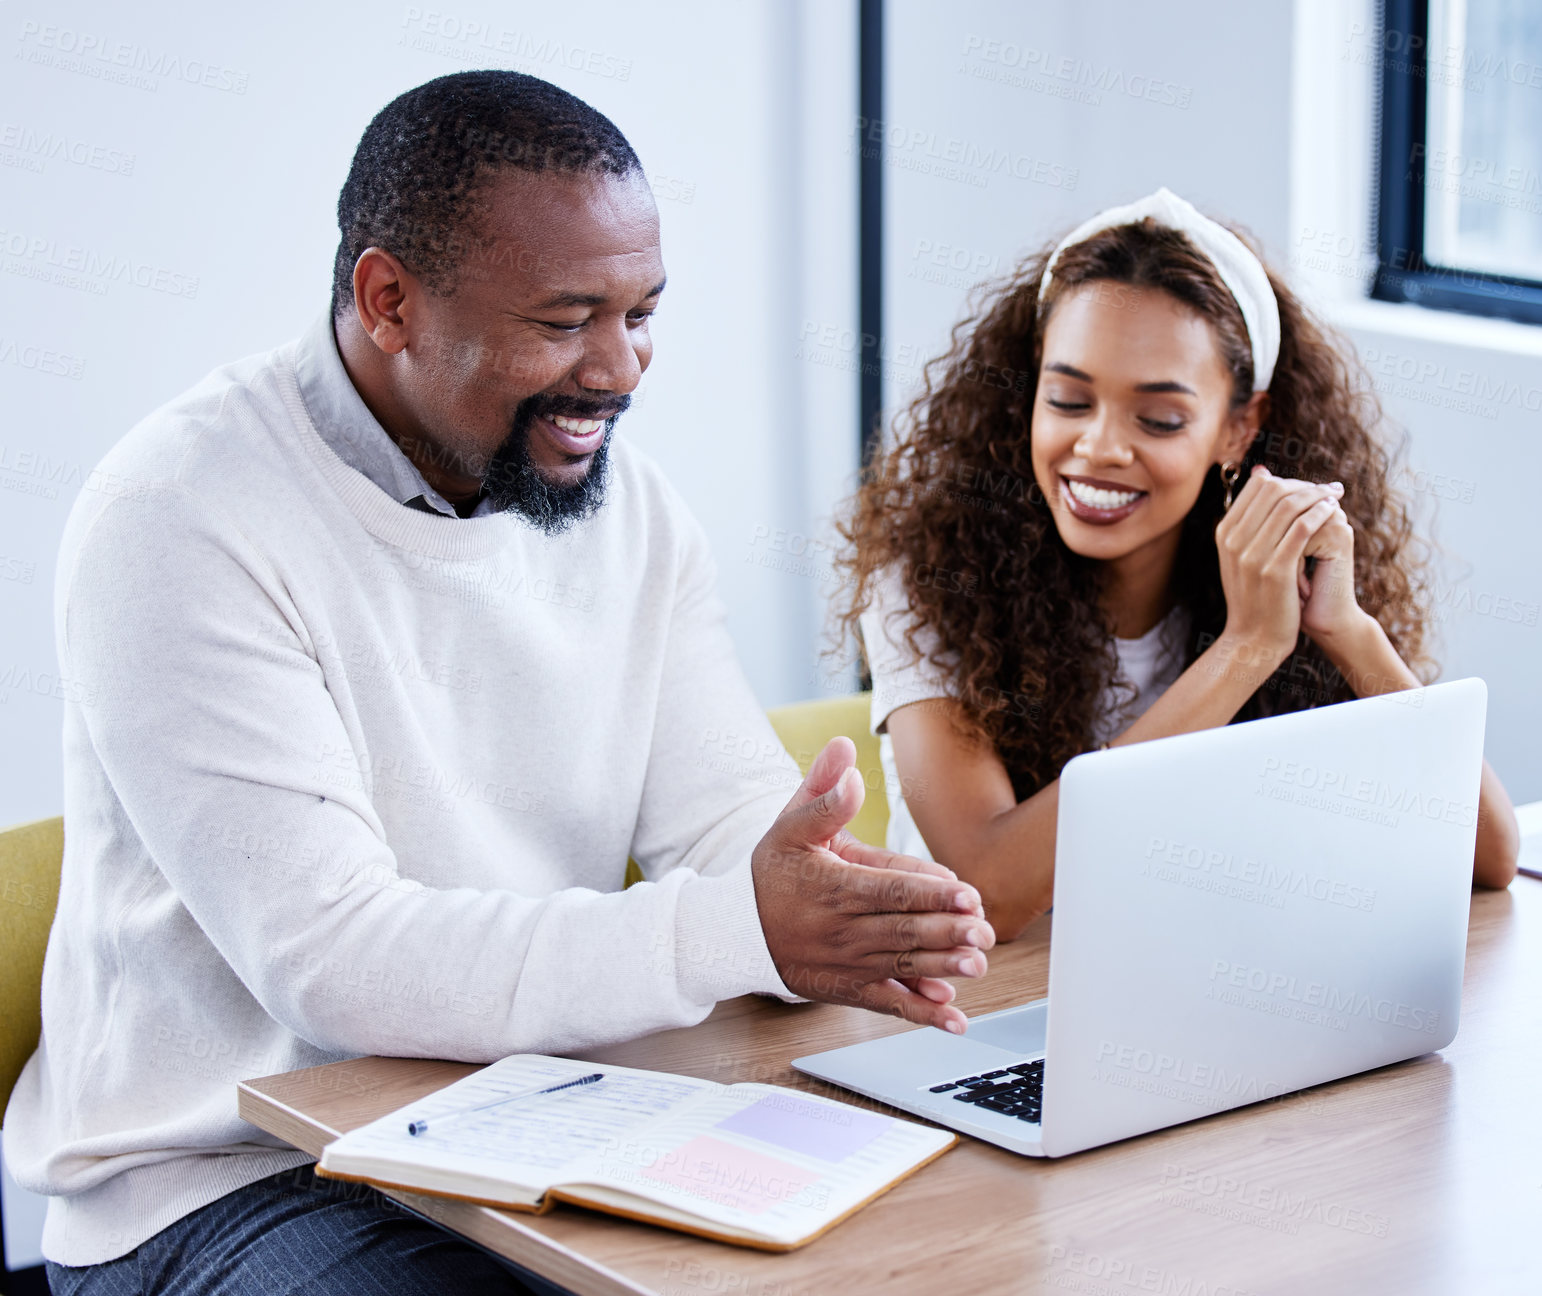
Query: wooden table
240 883 1542 1295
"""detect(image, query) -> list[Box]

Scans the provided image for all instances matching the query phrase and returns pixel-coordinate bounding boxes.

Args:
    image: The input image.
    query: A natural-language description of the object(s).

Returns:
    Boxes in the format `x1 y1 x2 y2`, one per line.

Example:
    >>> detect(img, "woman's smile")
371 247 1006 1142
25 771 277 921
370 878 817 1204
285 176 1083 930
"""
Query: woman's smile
1059 474 1149 524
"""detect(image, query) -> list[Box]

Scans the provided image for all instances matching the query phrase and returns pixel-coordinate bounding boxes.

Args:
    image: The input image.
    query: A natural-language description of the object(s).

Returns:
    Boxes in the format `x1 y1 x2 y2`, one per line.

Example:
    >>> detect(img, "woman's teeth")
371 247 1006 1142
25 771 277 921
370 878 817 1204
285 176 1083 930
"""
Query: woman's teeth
1066 479 1143 510
551 415 604 436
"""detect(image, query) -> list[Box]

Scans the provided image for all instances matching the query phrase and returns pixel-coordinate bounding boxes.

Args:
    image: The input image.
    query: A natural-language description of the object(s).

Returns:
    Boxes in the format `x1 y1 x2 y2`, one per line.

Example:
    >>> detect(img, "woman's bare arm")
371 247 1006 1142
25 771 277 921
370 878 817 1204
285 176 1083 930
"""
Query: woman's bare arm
889 627 1279 940
1312 612 1519 888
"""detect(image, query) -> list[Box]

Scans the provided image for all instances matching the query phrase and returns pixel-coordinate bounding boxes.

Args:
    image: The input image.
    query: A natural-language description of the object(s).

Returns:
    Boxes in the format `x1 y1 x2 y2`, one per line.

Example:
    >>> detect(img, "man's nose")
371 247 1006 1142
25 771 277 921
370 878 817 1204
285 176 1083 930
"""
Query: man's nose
573 316 643 396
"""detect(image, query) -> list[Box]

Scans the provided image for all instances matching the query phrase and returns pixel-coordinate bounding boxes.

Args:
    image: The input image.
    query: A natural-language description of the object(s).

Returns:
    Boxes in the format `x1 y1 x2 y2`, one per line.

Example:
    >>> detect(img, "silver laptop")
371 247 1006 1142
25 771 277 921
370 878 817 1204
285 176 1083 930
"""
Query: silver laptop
794 679 1486 1157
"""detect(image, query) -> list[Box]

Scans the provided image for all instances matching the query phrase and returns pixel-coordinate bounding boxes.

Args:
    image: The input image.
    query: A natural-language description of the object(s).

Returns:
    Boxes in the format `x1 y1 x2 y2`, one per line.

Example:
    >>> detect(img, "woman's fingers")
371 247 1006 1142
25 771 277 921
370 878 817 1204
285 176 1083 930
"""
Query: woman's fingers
1225 466 1341 529
1243 480 1341 562
1222 467 1313 548
1216 467 1351 656
1217 465 1273 535
1267 496 1340 574
1302 502 1351 558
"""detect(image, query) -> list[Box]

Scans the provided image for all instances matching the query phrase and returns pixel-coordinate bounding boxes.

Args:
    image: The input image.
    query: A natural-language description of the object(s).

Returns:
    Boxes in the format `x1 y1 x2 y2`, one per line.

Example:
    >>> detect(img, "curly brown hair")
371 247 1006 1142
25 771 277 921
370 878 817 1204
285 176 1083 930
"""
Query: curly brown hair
835 219 1434 802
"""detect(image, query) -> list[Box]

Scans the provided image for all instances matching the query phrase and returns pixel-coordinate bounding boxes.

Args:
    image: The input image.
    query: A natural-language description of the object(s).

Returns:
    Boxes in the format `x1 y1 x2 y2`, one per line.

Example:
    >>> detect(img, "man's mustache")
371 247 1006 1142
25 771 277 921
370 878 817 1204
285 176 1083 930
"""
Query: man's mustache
522 391 631 424
421 393 630 480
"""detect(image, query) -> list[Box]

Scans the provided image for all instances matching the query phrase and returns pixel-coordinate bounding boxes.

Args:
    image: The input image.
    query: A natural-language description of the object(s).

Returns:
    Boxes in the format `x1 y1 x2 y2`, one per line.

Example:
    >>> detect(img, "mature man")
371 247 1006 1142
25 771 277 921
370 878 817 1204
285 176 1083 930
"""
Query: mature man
4 72 994 1292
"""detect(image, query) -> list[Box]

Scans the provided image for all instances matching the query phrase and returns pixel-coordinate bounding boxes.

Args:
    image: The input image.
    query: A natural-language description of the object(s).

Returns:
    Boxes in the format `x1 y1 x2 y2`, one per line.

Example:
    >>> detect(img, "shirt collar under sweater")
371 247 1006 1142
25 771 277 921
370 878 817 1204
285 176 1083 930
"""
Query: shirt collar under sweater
294 310 498 519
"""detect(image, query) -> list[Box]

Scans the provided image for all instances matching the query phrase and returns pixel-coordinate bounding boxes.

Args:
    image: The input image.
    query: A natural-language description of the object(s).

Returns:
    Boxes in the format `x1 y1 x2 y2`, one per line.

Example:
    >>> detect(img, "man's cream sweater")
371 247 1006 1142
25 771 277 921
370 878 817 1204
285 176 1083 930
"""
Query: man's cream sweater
2 327 799 1265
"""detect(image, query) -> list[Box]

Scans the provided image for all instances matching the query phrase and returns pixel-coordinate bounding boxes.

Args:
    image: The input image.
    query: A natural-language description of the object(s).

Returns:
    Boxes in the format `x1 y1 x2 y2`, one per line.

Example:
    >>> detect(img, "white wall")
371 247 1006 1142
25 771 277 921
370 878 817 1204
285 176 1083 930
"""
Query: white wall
0 0 858 1266
1333 302 1542 801
881 0 1294 404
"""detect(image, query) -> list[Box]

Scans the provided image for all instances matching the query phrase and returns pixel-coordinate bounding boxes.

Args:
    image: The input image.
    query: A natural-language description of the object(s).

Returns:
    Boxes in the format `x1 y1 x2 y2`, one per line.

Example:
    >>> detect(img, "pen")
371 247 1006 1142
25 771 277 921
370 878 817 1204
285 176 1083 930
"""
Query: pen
407 1072 604 1136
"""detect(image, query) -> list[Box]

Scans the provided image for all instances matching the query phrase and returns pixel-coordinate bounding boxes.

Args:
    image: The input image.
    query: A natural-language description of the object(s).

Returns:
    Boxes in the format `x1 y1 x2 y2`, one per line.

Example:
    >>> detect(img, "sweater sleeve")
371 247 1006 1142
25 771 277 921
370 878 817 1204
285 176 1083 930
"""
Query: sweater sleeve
59 483 790 1062
626 505 804 1000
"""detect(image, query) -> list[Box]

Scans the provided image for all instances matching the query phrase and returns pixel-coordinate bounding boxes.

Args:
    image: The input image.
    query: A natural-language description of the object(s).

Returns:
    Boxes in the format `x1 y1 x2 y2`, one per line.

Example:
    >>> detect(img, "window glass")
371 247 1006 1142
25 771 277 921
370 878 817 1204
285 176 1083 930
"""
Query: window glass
1423 0 1542 282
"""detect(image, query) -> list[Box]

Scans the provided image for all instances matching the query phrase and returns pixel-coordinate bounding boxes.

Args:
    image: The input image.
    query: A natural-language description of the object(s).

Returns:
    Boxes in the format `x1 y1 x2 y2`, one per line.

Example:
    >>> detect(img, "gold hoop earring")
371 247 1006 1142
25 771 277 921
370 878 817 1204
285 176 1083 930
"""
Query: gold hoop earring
1221 461 1242 512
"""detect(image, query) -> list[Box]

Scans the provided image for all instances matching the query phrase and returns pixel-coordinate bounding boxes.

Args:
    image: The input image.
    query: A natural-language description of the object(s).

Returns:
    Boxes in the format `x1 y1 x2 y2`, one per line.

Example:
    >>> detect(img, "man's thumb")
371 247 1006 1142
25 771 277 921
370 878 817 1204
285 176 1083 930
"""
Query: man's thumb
776 764 864 849
780 735 857 815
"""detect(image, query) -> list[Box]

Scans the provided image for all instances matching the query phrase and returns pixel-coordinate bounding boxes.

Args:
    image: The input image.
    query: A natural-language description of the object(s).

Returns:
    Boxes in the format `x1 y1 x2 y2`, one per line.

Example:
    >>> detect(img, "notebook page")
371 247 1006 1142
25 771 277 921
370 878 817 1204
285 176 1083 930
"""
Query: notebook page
557 1083 952 1244
318 1055 716 1193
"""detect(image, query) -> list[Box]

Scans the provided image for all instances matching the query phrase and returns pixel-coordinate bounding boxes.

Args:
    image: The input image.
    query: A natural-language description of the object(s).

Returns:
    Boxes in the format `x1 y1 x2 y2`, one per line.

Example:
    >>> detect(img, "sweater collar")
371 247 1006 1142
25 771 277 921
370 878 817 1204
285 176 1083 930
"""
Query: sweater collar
281 318 518 561
293 310 496 520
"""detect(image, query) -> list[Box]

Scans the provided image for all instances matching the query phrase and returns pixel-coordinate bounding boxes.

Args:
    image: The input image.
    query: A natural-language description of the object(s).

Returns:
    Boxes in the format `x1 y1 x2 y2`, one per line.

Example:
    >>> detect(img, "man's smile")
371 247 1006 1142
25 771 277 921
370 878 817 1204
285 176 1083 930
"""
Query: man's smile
541 412 610 458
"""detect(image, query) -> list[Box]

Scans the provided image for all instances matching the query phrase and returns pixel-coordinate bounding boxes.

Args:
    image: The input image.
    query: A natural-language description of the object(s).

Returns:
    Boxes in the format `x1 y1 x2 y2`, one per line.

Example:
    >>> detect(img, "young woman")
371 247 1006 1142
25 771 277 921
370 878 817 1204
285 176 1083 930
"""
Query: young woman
837 188 1518 940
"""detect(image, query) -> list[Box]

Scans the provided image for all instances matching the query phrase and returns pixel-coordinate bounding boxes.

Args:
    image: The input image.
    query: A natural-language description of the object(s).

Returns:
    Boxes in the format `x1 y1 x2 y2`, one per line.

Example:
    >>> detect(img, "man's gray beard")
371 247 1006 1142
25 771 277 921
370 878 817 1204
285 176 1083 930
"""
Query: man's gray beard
482 415 613 535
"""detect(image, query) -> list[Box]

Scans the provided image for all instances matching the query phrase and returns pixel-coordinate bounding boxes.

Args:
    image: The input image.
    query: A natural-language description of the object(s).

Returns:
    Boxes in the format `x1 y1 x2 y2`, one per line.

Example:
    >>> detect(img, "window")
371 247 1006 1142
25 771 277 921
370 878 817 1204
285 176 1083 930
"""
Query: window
1373 0 1542 322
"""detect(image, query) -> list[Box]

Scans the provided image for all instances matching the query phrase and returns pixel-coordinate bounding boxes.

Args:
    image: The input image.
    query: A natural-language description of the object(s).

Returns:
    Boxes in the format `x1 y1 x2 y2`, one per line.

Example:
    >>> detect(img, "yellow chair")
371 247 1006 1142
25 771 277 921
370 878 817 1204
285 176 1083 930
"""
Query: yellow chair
623 691 889 887
0 815 63 1118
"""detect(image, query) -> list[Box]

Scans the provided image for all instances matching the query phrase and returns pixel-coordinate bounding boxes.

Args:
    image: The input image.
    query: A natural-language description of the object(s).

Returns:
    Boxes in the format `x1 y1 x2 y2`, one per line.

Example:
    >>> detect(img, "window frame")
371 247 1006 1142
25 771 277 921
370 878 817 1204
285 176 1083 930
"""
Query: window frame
1372 0 1542 323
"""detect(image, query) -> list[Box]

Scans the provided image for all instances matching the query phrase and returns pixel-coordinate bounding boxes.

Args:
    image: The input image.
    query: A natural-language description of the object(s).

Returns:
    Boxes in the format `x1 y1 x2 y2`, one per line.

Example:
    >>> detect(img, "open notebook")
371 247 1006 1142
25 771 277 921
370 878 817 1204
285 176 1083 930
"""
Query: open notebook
316 1053 956 1250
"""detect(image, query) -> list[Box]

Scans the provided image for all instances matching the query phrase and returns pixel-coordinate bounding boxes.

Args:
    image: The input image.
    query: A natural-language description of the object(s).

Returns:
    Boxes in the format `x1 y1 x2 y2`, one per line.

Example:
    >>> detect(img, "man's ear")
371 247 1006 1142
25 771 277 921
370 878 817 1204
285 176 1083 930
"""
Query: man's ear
351 248 417 357
1218 391 1268 466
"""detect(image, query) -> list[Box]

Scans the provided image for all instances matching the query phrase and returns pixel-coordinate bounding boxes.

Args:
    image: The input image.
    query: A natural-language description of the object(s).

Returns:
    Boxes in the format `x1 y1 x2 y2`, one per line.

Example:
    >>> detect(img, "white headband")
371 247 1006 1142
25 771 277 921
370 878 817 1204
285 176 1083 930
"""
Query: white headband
1038 187 1280 392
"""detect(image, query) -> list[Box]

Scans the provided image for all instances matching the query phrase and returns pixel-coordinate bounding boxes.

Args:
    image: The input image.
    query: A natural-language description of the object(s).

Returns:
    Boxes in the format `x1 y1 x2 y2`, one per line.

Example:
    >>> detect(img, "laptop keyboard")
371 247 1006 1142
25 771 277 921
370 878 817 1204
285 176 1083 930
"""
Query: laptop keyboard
926 1059 1043 1123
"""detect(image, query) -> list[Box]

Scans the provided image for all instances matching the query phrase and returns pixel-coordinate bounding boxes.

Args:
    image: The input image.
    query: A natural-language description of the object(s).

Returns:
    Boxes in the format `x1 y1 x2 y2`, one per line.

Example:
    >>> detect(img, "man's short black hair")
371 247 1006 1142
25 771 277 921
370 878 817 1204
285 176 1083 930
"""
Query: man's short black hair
331 71 642 317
